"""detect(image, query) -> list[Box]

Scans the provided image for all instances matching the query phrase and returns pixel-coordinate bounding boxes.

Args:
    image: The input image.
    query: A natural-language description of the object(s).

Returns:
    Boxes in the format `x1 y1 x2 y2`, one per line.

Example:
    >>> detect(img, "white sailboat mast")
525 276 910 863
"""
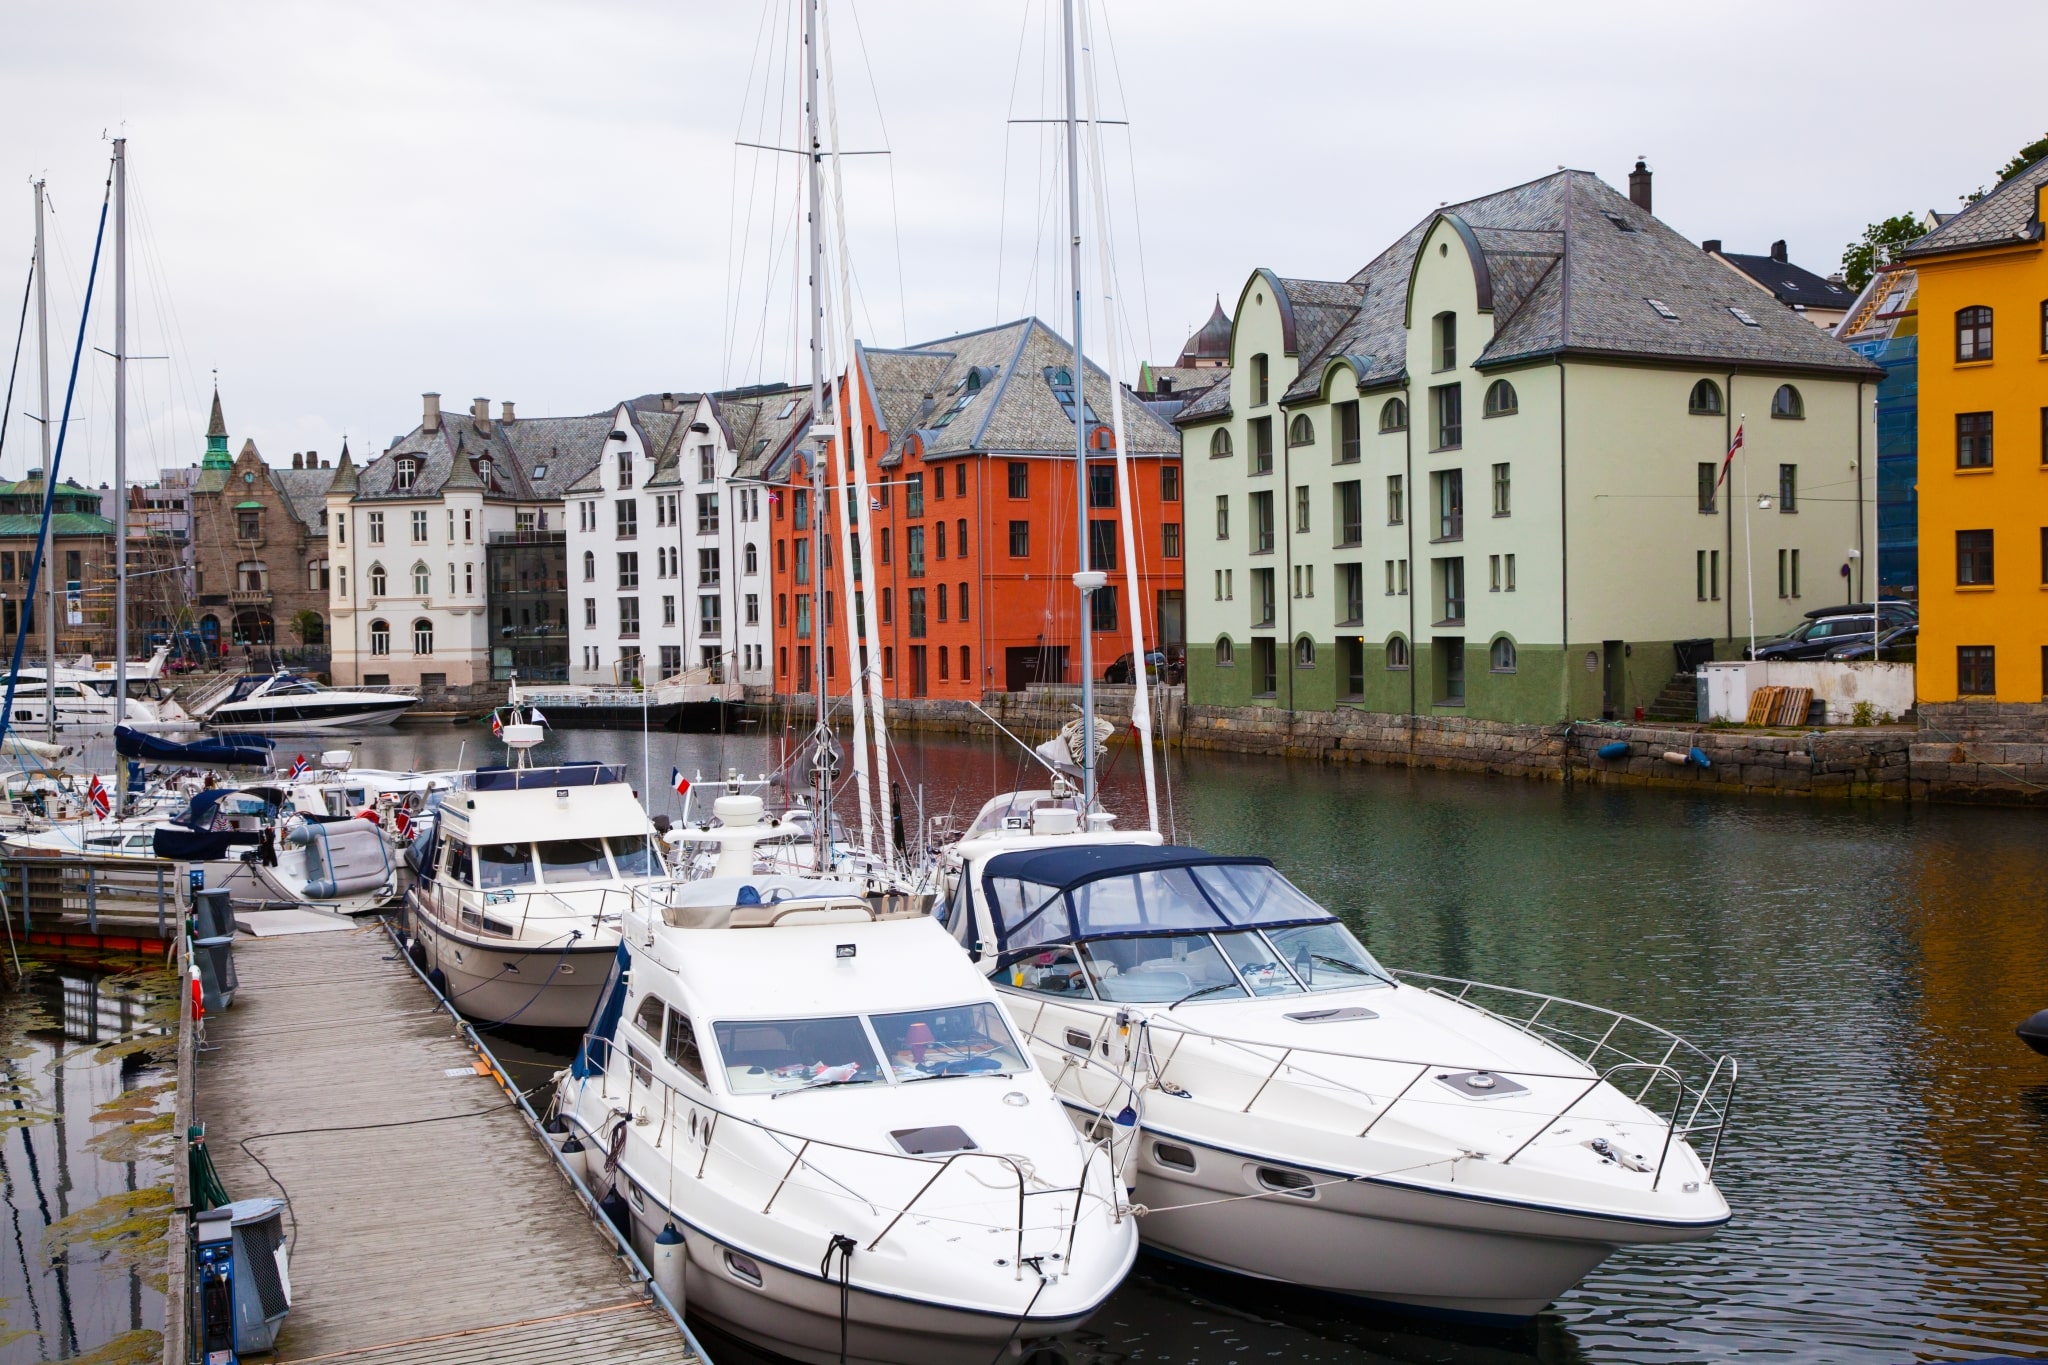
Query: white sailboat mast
1061 0 1101 811
114 137 128 725
31 179 55 743
801 0 842 870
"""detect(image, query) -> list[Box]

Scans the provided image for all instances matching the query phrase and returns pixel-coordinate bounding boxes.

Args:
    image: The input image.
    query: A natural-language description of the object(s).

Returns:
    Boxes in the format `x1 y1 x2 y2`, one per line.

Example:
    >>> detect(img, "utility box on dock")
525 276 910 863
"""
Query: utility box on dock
194 1197 291 1360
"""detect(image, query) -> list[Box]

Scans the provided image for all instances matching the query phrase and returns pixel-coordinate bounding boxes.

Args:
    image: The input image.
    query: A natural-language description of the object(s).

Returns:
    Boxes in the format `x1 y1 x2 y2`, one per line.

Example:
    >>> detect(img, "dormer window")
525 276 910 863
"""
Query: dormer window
964 368 984 393
1432 314 1456 372
476 456 493 488
394 458 418 492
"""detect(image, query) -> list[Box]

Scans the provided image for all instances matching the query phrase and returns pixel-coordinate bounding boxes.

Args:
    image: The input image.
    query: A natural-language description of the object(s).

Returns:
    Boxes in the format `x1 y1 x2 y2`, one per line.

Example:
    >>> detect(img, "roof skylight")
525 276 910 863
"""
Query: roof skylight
1601 211 1639 233
1727 306 1761 327
1645 298 1680 320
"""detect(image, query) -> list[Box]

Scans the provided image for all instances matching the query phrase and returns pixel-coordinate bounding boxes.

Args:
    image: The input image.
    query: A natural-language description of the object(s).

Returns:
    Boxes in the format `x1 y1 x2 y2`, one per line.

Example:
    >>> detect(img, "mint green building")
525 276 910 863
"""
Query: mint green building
1179 166 1882 724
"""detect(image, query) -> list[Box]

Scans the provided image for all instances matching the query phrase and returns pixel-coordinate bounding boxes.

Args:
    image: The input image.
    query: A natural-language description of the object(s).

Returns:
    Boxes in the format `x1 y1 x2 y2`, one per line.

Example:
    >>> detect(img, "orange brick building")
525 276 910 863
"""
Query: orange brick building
766 318 1184 701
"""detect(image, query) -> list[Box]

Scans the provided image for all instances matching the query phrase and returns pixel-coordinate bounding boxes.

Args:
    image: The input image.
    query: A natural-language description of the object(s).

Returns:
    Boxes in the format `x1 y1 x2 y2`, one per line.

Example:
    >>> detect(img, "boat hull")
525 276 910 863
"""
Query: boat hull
206 698 417 732
1113 1118 1718 1321
407 902 611 1029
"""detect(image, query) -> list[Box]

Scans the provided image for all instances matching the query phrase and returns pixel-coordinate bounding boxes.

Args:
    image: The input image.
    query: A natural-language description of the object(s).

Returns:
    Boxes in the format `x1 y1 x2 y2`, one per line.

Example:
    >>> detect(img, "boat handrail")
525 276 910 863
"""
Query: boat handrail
1012 979 1740 1185
429 882 637 943
574 1032 1115 1277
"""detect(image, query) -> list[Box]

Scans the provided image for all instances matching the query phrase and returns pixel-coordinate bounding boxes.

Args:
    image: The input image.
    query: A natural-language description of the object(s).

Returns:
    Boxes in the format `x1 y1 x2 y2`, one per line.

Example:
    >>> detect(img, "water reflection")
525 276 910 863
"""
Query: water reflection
346 723 2048 1363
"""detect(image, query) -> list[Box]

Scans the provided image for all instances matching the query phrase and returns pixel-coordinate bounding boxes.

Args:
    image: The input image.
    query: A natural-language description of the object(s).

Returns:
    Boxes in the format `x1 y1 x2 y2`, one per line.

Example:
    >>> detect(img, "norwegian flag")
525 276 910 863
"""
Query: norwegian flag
490 712 504 739
392 806 415 840
1714 423 1745 491
288 753 309 780
671 768 691 797
86 775 111 819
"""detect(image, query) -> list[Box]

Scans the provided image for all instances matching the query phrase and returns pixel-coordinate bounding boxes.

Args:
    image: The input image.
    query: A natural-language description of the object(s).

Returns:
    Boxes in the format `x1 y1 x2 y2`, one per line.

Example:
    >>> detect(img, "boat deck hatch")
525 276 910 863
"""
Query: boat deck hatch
1284 1006 1379 1024
891 1125 977 1155
1433 1070 1530 1101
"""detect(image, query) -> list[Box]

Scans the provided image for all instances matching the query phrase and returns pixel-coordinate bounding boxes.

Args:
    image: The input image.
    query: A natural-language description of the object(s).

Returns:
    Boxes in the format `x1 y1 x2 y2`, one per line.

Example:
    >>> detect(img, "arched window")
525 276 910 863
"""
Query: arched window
1215 635 1235 667
1209 428 1233 459
1091 426 1116 451
1770 384 1804 420
299 614 325 646
1288 414 1315 447
412 561 430 595
368 562 387 597
412 618 433 655
582 550 595 581
744 542 758 574
1385 634 1410 670
1379 397 1408 433
394 458 418 492
1295 635 1316 667
1490 636 1517 672
369 619 390 656
1955 305 1993 362
1688 379 1723 416
965 368 983 393
1250 354 1269 405
1483 380 1518 417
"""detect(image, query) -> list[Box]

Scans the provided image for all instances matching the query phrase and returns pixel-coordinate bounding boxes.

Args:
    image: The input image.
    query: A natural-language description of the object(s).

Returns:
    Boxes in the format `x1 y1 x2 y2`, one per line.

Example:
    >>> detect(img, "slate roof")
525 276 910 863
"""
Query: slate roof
1244 170 1876 416
722 387 813 484
353 404 622 504
1902 153 2048 258
859 318 1179 468
1176 299 1233 365
1714 249 1855 312
205 389 227 439
269 465 337 530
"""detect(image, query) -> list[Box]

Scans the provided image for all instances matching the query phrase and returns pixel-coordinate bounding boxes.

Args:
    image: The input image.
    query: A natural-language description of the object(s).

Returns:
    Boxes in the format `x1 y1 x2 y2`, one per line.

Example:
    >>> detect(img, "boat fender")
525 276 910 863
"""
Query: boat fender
598 1187 632 1241
1597 741 1630 761
651 1222 687 1315
1661 751 1689 766
2018 1008 2048 1058
427 967 448 999
559 1131 587 1183
1688 747 1712 769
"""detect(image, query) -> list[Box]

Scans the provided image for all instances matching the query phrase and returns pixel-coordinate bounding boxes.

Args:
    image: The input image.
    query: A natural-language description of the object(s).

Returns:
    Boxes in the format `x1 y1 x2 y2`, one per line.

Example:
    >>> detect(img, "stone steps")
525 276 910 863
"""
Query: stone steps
1643 673 1699 723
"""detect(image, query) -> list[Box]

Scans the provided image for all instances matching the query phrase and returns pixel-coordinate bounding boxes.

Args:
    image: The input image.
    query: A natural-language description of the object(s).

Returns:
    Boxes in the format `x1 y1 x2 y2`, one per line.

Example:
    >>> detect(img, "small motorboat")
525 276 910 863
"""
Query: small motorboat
203 671 418 732
2019 1009 2048 1057
402 716 666 1029
551 791 1137 1365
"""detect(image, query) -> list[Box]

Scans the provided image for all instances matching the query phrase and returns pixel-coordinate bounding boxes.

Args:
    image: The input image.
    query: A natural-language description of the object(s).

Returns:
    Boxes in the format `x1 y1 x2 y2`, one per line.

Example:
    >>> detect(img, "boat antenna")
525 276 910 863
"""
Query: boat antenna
1061 0 1102 813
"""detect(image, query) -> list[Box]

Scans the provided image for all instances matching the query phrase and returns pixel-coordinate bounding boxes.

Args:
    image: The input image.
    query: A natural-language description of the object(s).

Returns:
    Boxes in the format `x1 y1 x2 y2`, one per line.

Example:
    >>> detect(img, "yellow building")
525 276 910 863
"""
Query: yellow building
1902 154 2048 704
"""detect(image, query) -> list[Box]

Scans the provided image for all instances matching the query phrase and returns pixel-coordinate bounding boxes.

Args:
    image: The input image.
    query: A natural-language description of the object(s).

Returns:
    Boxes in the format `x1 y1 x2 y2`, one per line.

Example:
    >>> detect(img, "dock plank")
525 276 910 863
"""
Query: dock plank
199 925 700 1363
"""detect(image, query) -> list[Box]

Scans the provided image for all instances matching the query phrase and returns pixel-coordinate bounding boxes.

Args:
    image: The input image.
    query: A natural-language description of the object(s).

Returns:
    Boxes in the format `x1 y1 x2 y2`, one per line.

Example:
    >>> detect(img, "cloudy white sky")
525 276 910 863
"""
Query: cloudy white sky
1 0 2041 487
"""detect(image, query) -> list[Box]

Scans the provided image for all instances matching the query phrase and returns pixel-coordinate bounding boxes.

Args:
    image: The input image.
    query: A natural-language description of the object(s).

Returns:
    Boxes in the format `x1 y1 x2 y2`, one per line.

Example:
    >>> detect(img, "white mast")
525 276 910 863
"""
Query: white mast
1061 0 1102 811
1076 0 1159 833
31 179 55 743
801 0 837 872
114 137 128 726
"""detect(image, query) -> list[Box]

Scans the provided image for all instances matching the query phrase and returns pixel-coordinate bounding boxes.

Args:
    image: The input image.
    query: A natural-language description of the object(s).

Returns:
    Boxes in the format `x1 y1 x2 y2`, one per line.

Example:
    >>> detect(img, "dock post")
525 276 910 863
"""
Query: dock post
87 866 97 933
156 865 166 938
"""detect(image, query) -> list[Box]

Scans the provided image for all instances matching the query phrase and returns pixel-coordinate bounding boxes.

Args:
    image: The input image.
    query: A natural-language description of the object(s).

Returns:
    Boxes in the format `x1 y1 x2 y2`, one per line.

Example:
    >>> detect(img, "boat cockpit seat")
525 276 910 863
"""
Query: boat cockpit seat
728 899 874 929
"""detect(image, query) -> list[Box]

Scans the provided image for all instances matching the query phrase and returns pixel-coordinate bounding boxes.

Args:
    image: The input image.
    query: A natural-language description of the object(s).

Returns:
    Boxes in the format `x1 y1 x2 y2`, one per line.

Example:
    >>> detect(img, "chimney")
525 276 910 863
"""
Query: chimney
321 458 330 468
660 392 675 413
1770 240 1788 263
1702 238 1722 255
500 400 515 422
291 452 302 469
1628 158 1652 213
307 450 317 466
471 397 491 434
422 392 441 433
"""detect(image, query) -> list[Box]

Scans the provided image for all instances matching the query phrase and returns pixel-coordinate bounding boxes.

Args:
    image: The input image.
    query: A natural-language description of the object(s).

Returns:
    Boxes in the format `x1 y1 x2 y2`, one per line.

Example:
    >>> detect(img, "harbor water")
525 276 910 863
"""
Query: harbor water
361 719 2048 1364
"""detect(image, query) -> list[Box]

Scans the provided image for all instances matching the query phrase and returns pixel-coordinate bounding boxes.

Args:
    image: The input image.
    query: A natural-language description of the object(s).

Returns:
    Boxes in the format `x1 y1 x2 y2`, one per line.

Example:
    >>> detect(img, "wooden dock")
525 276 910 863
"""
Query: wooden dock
196 924 704 1364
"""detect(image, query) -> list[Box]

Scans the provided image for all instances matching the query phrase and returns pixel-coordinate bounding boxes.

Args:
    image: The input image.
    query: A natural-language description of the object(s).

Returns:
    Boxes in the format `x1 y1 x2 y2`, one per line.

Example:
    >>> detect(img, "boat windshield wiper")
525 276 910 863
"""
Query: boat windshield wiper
1304 954 1395 987
1169 981 1246 1010
770 1070 874 1099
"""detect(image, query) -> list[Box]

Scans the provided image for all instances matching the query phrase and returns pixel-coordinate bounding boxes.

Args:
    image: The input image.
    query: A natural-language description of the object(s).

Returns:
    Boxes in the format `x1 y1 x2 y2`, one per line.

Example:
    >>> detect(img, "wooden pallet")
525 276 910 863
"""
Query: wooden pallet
1745 685 1813 727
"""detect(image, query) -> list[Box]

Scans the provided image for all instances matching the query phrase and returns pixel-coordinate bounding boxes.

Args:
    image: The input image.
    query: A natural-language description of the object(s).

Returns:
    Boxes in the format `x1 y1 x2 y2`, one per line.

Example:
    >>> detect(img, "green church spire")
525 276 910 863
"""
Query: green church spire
202 384 231 470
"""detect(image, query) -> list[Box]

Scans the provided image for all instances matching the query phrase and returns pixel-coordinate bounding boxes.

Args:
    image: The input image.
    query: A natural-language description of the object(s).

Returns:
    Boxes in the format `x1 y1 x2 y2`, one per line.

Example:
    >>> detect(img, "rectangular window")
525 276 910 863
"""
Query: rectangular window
955 517 967 559
907 526 926 577
1090 584 1118 633
907 588 927 638
696 493 720 533
368 511 384 544
1339 563 1363 625
1697 550 1710 601
745 593 759 625
1491 462 1511 516
1490 553 1501 592
1007 461 1028 498
936 583 947 622
1161 464 1181 501
2041 406 2047 465
1958 412 1993 468
617 552 639 588
584 598 596 629
1251 491 1274 553
1253 568 1276 627
1505 553 1516 591
1215 495 1230 540
1698 462 1718 514
1435 557 1465 625
1791 548 1801 597
1431 383 1462 449
1088 464 1116 508
906 474 924 517
617 448 634 489
618 596 640 638
1008 520 1029 557
879 587 891 624
1294 484 1311 534
1958 645 1996 696
1254 638 1277 696
1250 417 1273 475
661 645 683 680
955 463 966 497
1434 313 1457 372
699 548 721 584
1710 549 1720 600
616 499 638 538
1088 520 1117 571
699 595 721 637
1214 569 1224 601
1436 636 1466 704
1163 522 1182 558
662 594 677 626
1387 475 1404 525
935 520 947 559
1778 548 1789 598
1335 401 1360 463
796 594 812 640
1336 481 1362 546
2041 526 2047 584
1957 528 1994 584
447 508 455 542
412 509 428 542
933 464 946 501
1433 469 1463 541
878 527 891 565
1777 464 1797 511
463 508 473 541
794 538 811 586
1252 353 1269 406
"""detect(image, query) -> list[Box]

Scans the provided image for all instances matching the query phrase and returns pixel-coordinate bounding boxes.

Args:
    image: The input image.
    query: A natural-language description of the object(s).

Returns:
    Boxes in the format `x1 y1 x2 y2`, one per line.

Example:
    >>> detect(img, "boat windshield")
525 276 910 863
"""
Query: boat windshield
1009 921 1390 1002
713 1016 887 1096
870 1003 1027 1081
985 855 1337 956
477 841 533 889
536 837 610 884
608 834 661 878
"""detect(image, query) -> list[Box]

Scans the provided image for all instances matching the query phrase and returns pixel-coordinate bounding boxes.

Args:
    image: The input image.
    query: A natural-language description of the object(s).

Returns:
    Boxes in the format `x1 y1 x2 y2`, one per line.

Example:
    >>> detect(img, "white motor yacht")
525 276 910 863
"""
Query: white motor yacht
933 793 1738 1322
551 793 1137 1365
202 670 418 732
6 672 190 738
403 724 663 1029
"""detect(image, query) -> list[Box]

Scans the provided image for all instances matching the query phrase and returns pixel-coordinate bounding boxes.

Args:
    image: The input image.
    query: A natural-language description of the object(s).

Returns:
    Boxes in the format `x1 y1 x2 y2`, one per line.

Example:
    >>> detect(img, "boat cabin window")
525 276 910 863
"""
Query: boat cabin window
476 841 534 889
870 1003 1027 1081
663 1009 707 1085
633 993 666 1042
1007 945 1094 997
536 837 611 885
320 790 347 817
712 1017 885 1096
344 787 367 809
1080 934 1246 1005
1262 922 1386 991
442 837 475 887
608 834 661 879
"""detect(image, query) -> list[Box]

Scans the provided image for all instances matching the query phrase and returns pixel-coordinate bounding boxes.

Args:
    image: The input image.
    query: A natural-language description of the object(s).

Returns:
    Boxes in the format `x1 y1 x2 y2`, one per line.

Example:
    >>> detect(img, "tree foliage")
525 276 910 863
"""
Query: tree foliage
1841 214 1925 292
1995 133 2048 184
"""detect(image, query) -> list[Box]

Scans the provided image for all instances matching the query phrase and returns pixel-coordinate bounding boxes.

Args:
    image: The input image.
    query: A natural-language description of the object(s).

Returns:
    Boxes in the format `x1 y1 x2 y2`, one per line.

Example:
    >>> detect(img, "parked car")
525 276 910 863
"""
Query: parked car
1747 603 1916 661
1103 651 1168 684
1826 623 1917 661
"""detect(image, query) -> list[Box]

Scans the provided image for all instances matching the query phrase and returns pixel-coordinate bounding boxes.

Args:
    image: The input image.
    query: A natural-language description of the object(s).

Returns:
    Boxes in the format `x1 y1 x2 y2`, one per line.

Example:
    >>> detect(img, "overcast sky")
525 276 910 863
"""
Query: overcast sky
1 0 2041 488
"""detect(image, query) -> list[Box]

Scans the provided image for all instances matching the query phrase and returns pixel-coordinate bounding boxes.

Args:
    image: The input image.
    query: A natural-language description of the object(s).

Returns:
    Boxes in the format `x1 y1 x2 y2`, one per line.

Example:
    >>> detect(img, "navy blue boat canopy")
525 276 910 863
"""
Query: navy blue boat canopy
470 762 625 791
980 843 1335 955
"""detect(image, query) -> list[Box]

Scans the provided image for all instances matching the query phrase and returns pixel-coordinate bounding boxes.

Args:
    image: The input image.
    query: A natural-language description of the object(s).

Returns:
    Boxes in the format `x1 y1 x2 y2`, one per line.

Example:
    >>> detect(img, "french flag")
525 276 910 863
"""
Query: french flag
671 768 691 797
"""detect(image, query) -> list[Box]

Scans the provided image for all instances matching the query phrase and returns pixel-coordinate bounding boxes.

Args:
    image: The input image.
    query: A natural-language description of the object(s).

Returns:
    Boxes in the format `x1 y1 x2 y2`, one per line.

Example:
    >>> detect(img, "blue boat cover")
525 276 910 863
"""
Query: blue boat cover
116 726 275 767
153 828 257 861
572 944 633 1078
471 763 624 792
981 843 1268 893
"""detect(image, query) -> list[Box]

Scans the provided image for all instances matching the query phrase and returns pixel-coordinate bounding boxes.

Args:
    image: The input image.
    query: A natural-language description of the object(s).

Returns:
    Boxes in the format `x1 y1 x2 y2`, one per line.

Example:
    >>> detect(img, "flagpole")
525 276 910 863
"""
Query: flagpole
1740 413 1756 662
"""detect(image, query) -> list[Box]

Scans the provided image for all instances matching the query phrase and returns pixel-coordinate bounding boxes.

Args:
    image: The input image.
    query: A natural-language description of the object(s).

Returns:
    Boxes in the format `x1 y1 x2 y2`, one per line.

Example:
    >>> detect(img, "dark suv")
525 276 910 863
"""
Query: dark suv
1745 602 1916 661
